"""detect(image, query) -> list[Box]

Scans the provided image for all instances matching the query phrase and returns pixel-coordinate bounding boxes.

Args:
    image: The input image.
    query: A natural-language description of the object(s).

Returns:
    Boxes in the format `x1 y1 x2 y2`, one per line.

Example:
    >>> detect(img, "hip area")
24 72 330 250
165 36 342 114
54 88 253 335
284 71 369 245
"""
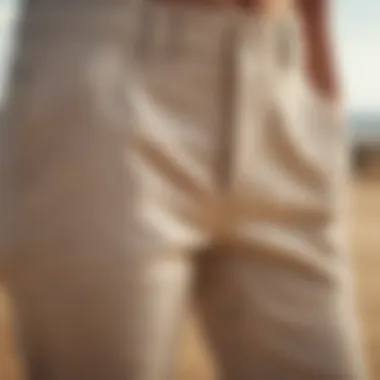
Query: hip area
125 5 345 207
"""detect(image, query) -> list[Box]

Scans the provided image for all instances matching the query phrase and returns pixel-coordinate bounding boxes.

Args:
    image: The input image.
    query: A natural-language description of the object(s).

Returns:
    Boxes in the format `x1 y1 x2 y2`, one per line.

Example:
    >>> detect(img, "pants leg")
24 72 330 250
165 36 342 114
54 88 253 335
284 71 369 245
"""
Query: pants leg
195 248 366 379
1 2 197 380
194 14 367 380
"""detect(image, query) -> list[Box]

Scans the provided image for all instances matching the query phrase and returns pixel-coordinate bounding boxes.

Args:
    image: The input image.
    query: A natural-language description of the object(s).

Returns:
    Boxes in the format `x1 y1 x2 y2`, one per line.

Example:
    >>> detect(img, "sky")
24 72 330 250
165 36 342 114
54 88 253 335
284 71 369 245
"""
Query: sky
0 0 378 114
333 0 380 113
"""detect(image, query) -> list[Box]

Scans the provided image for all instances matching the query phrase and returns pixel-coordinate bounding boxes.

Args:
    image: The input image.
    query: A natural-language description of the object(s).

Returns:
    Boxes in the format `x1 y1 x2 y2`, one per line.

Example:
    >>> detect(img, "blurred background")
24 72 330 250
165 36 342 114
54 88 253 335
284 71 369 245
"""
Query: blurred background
0 0 379 379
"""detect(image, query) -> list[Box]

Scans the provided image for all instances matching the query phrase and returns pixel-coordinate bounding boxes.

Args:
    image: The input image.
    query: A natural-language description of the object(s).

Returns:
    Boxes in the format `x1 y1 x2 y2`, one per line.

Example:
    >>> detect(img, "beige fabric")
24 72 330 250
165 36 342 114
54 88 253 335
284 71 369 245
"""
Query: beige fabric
125 6 366 379
0 2 366 380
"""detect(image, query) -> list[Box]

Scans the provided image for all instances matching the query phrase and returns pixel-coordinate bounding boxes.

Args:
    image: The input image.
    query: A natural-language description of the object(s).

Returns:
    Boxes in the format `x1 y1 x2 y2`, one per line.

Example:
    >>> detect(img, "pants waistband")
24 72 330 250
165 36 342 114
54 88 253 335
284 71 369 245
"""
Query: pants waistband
20 0 302 66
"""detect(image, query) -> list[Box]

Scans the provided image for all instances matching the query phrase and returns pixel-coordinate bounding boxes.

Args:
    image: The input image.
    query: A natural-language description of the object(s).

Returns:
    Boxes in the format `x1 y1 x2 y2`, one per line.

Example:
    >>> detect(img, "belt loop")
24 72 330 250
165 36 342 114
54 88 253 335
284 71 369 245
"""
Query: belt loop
134 0 156 61
217 14 240 191
166 7 186 58
275 12 301 72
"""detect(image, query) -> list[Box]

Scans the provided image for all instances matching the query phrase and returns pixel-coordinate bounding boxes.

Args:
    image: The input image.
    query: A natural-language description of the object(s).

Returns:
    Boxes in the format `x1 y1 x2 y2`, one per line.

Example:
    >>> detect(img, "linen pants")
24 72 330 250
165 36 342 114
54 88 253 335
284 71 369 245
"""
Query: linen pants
0 2 366 379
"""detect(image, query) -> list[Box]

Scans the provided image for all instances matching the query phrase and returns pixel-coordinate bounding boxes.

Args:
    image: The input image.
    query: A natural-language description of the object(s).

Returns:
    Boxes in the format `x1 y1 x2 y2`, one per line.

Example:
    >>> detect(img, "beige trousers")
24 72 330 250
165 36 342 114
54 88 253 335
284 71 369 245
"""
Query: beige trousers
0 2 366 379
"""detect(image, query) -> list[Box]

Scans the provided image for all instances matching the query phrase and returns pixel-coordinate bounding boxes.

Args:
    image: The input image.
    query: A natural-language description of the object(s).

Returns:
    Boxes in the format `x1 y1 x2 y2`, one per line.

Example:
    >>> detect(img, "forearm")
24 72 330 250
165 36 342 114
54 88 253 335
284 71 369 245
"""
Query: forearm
300 1 339 100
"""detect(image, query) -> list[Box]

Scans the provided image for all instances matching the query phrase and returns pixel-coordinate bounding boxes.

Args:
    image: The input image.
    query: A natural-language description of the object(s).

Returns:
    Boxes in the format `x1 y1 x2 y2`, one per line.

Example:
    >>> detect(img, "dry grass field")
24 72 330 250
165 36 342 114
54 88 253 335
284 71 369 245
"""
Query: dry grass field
1 178 380 380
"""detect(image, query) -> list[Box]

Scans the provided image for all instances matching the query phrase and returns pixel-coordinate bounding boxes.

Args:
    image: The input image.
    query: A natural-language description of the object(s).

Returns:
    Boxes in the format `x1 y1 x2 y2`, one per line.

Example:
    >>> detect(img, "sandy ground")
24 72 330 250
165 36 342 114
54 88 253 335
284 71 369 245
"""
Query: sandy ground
1 179 380 379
